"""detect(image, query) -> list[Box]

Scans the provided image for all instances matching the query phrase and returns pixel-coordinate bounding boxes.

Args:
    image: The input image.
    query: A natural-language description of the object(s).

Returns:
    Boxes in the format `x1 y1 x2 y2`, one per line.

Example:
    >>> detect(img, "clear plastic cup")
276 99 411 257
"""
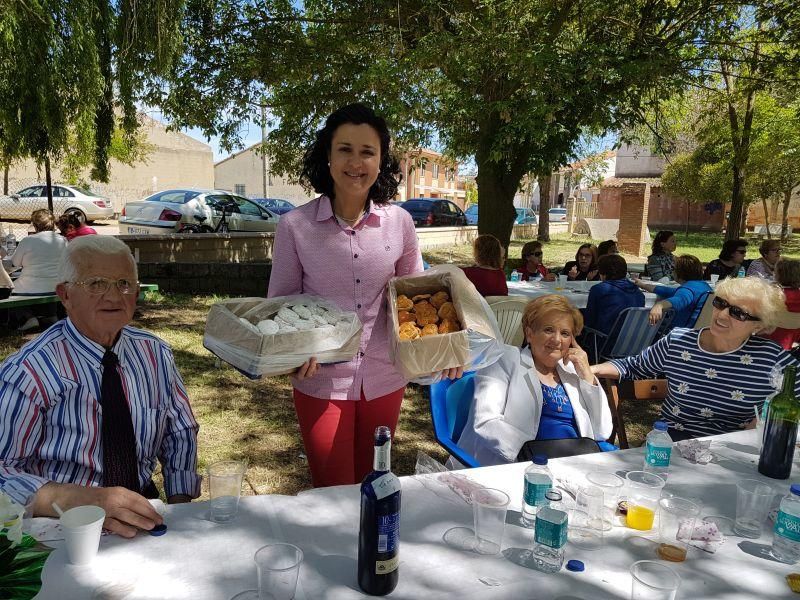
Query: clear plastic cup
586 471 624 531
709 273 719 288
734 479 774 538
625 471 666 531
569 485 604 550
60 505 106 565
630 560 680 600
472 487 509 555
208 460 247 523
555 274 568 290
657 496 700 562
231 543 304 600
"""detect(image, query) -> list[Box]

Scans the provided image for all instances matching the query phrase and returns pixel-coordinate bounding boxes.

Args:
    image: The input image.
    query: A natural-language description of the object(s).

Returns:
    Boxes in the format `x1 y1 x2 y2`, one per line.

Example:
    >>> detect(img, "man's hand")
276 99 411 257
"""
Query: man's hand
33 482 163 538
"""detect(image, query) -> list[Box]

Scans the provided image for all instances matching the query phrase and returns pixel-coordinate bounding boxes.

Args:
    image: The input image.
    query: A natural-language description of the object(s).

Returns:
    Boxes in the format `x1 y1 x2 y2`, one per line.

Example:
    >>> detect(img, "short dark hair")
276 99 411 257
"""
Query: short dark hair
777 259 800 289
473 234 504 270
720 238 748 261
597 239 617 257
674 254 703 281
300 103 400 205
597 254 628 280
521 240 542 259
651 230 674 256
56 212 82 235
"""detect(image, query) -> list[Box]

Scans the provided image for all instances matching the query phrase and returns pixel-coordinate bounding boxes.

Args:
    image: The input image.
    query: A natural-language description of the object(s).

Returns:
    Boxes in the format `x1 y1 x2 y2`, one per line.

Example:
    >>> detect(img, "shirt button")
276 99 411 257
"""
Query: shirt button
359 351 365 357
354 253 359 258
357 303 362 309
351 231 356 235
356 279 361 283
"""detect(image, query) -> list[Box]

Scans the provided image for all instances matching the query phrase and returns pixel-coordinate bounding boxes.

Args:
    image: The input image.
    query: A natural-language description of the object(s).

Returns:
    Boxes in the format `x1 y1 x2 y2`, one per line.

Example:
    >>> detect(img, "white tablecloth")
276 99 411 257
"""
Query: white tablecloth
507 280 659 309
34 429 797 599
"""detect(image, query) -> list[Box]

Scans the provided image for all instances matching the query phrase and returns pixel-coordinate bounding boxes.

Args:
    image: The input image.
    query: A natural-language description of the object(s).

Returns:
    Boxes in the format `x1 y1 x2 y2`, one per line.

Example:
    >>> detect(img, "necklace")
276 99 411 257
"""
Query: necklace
335 210 365 225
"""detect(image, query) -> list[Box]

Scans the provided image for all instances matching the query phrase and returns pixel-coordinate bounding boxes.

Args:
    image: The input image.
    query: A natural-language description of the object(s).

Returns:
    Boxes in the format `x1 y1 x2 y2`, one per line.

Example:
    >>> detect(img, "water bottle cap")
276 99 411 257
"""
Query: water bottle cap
790 484 800 496
545 489 562 502
654 420 668 431
566 560 585 572
532 454 548 465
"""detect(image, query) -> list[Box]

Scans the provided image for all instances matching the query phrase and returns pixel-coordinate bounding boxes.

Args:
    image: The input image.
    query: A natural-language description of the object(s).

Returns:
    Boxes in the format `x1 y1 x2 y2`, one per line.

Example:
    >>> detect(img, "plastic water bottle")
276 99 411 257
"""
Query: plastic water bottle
643 420 672 480
738 266 746 278
522 455 553 527
510 269 521 283
532 489 567 573
772 484 800 564
6 231 16 256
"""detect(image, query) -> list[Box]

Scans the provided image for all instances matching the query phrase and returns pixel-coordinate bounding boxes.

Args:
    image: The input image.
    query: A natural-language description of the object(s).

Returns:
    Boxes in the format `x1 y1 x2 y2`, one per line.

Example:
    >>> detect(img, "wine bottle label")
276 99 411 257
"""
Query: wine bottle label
372 472 401 500
775 511 800 543
375 555 399 574
645 443 671 467
377 512 400 553
374 441 391 471
524 480 551 506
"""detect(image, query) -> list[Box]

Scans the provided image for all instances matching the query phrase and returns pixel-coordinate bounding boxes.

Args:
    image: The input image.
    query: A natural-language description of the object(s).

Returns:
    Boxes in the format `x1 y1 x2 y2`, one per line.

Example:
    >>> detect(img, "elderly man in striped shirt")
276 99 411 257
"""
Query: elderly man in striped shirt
0 236 200 537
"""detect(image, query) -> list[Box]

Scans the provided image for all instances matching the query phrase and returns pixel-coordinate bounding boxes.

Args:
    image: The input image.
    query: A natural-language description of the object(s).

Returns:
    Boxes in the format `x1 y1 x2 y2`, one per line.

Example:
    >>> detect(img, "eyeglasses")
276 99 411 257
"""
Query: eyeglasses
712 296 760 322
578 253 593 259
68 277 139 295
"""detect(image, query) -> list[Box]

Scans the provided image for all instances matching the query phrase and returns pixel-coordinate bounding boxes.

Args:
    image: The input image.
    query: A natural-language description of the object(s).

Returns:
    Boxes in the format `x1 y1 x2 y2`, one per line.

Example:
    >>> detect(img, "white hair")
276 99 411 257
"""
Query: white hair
57 236 138 284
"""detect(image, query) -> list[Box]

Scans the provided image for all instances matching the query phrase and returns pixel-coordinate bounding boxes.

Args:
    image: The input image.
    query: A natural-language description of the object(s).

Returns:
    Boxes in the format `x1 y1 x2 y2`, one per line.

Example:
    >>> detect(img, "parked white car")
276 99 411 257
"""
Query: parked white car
119 189 279 234
0 184 114 222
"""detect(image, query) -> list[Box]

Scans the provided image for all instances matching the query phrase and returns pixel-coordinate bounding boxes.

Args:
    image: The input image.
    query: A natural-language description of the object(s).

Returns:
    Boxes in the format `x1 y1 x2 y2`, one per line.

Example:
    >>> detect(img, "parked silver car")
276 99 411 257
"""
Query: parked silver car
0 184 114 222
119 189 279 234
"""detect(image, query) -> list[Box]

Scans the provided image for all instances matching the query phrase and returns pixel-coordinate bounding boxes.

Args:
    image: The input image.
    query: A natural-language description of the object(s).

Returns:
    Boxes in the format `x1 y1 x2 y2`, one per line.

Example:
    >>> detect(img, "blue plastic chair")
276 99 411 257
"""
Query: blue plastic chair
428 371 480 468
583 307 674 363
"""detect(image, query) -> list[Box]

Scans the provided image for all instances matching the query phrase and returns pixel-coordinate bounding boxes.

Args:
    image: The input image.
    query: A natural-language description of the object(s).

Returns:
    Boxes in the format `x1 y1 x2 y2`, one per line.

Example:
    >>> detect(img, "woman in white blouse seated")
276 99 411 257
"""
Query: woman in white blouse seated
12 209 67 295
456 295 613 466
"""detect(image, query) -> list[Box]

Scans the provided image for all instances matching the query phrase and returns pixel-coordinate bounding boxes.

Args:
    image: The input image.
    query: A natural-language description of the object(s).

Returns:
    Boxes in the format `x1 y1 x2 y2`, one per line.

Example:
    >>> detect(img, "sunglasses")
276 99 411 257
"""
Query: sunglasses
712 296 760 322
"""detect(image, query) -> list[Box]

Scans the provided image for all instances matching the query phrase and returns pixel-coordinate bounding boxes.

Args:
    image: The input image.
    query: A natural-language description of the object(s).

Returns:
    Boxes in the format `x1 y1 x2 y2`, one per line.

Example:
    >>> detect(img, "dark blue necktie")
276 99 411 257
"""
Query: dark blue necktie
101 350 139 491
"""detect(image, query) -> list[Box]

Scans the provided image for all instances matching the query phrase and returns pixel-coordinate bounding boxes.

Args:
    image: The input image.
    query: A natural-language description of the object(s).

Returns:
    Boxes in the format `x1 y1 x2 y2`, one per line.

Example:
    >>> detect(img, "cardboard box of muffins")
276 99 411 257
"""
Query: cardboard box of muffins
204 295 363 378
388 264 504 383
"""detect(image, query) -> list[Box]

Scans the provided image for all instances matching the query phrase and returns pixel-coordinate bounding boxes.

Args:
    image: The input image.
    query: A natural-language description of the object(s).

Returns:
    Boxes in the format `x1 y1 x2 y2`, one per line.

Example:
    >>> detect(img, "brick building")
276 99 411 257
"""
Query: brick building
397 149 466 207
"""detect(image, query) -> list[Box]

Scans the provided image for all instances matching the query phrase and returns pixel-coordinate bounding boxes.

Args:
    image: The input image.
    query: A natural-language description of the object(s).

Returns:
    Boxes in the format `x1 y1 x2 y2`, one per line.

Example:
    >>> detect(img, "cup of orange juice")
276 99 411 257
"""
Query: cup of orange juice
625 471 666 531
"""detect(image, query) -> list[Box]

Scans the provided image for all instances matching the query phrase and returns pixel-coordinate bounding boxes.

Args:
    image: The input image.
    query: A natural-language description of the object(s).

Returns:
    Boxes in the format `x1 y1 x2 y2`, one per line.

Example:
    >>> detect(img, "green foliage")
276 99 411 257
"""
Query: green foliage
0 533 53 600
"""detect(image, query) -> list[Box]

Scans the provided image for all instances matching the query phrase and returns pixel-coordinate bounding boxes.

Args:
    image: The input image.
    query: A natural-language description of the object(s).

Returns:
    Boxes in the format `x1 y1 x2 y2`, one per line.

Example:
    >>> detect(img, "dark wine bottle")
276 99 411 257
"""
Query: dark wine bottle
358 426 401 596
759 366 799 479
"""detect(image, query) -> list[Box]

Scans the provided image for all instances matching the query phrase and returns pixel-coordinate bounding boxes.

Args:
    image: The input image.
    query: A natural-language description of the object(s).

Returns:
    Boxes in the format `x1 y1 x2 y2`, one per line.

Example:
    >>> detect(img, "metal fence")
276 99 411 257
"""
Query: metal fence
566 197 599 234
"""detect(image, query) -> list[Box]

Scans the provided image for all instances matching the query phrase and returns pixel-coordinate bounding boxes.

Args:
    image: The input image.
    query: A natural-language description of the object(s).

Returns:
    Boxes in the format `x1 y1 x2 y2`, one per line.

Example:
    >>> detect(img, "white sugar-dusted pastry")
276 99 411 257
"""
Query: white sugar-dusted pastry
309 304 326 316
274 315 292 328
238 317 259 333
321 310 339 325
294 319 315 331
277 323 298 333
310 314 328 327
291 304 313 319
277 306 300 323
257 319 279 335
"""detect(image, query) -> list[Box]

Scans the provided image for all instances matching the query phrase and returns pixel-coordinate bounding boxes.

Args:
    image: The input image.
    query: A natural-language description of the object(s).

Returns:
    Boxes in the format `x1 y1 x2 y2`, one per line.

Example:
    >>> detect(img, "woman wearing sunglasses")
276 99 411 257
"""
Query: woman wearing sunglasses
519 241 556 282
592 277 798 441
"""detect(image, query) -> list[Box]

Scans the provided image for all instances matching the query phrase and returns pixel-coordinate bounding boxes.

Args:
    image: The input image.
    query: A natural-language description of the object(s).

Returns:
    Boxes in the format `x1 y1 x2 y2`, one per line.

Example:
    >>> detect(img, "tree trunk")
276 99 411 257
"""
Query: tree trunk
45 155 53 213
727 163 746 240
537 174 552 242
782 189 792 240
475 159 518 249
762 197 771 239
2 163 7 195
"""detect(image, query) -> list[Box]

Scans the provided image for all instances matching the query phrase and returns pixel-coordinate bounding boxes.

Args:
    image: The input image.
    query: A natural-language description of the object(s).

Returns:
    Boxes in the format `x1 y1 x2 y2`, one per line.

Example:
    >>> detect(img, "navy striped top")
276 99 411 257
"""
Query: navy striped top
611 328 800 437
0 318 200 504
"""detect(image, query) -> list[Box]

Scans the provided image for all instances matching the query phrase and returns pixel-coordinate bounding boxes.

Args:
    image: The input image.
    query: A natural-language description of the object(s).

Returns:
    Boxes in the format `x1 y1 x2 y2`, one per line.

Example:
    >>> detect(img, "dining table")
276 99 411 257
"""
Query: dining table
31 428 798 599
506 280 661 310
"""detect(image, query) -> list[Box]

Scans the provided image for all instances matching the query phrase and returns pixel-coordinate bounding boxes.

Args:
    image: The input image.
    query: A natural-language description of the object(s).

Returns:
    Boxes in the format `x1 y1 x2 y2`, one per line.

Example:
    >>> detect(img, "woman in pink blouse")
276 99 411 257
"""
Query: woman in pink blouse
268 104 458 487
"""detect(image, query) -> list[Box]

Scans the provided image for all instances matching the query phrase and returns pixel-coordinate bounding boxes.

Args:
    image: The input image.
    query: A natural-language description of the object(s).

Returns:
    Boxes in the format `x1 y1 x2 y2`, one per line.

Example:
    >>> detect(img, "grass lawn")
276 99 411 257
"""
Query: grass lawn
6 227 770 498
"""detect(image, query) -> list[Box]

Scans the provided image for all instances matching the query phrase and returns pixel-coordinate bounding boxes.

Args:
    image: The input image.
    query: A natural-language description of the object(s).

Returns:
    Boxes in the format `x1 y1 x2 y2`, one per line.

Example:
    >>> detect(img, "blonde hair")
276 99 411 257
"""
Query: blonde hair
31 209 55 232
522 294 584 337
714 276 785 331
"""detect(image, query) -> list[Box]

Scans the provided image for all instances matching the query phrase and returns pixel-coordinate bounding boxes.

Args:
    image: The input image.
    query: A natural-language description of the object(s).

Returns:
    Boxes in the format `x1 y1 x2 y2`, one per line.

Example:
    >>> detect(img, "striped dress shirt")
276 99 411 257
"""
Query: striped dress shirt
268 196 423 400
611 327 800 437
0 318 201 505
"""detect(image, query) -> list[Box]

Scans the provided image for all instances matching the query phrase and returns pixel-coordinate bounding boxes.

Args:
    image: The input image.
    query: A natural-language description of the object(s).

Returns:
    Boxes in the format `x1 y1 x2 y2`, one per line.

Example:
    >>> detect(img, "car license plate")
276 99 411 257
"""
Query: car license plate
126 226 151 234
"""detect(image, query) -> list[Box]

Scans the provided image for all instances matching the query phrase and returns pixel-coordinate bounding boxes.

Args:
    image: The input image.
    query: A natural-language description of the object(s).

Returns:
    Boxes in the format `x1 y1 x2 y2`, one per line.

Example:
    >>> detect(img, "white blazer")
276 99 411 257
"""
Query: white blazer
455 344 613 466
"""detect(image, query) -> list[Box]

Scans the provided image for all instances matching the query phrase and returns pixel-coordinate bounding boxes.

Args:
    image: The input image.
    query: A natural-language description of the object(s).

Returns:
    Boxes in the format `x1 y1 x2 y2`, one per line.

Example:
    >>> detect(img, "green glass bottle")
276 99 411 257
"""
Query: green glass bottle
758 366 799 480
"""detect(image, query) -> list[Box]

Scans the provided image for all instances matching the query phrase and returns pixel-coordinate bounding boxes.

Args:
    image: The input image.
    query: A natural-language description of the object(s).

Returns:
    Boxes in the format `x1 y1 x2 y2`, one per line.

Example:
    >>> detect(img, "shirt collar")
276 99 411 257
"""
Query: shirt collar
316 195 381 227
62 318 130 368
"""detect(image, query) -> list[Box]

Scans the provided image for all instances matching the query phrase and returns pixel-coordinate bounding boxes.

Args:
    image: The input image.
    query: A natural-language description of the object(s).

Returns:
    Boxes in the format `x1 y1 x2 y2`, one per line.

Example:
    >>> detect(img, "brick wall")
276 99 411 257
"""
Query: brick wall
617 183 649 256
599 186 724 232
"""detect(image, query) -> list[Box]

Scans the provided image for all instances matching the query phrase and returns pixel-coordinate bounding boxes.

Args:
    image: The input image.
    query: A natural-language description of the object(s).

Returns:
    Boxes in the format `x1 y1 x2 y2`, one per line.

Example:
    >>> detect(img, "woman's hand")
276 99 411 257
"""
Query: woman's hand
568 265 578 280
649 303 664 325
563 338 593 384
587 269 598 281
543 273 556 282
439 366 464 380
294 357 319 380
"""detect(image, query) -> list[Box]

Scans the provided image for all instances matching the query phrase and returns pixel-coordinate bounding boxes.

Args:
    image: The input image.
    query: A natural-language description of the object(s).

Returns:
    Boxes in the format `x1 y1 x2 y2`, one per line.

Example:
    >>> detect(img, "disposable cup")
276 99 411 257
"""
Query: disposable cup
569 485 604 550
556 274 568 290
709 273 720 287
256 543 303 600
630 560 680 600
208 460 247 523
586 471 624 530
734 479 773 538
60 505 105 565
472 487 509 555
657 496 700 562
625 471 665 531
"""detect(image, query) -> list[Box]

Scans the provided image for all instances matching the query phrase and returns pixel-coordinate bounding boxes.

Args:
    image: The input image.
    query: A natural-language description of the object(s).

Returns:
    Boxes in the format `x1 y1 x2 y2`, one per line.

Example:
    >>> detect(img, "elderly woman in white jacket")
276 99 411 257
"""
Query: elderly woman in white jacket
456 295 613 466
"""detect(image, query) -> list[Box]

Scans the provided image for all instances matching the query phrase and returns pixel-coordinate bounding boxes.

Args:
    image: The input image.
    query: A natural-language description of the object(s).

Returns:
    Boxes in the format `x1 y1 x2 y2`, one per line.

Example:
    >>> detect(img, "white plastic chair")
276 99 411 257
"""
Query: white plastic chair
485 295 528 346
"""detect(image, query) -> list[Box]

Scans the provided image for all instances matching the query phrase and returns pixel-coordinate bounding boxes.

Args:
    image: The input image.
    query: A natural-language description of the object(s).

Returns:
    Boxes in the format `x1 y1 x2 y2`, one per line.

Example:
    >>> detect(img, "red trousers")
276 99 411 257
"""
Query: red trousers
293 387 405 487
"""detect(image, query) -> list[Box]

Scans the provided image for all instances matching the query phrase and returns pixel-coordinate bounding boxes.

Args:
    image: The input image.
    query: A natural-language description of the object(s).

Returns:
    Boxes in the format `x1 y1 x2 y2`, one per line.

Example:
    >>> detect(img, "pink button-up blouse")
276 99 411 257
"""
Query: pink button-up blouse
268 196 423 400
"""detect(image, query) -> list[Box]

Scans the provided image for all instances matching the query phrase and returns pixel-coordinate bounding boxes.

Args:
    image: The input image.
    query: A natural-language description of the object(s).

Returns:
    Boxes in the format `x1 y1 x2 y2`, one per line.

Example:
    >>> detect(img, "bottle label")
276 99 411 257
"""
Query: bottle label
375 555 399 575
374 441 391 471
775 510 800 543
377 512 400 553
645 442 671 468
372 473 401 500
534 513 567 549
524 479 552 507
